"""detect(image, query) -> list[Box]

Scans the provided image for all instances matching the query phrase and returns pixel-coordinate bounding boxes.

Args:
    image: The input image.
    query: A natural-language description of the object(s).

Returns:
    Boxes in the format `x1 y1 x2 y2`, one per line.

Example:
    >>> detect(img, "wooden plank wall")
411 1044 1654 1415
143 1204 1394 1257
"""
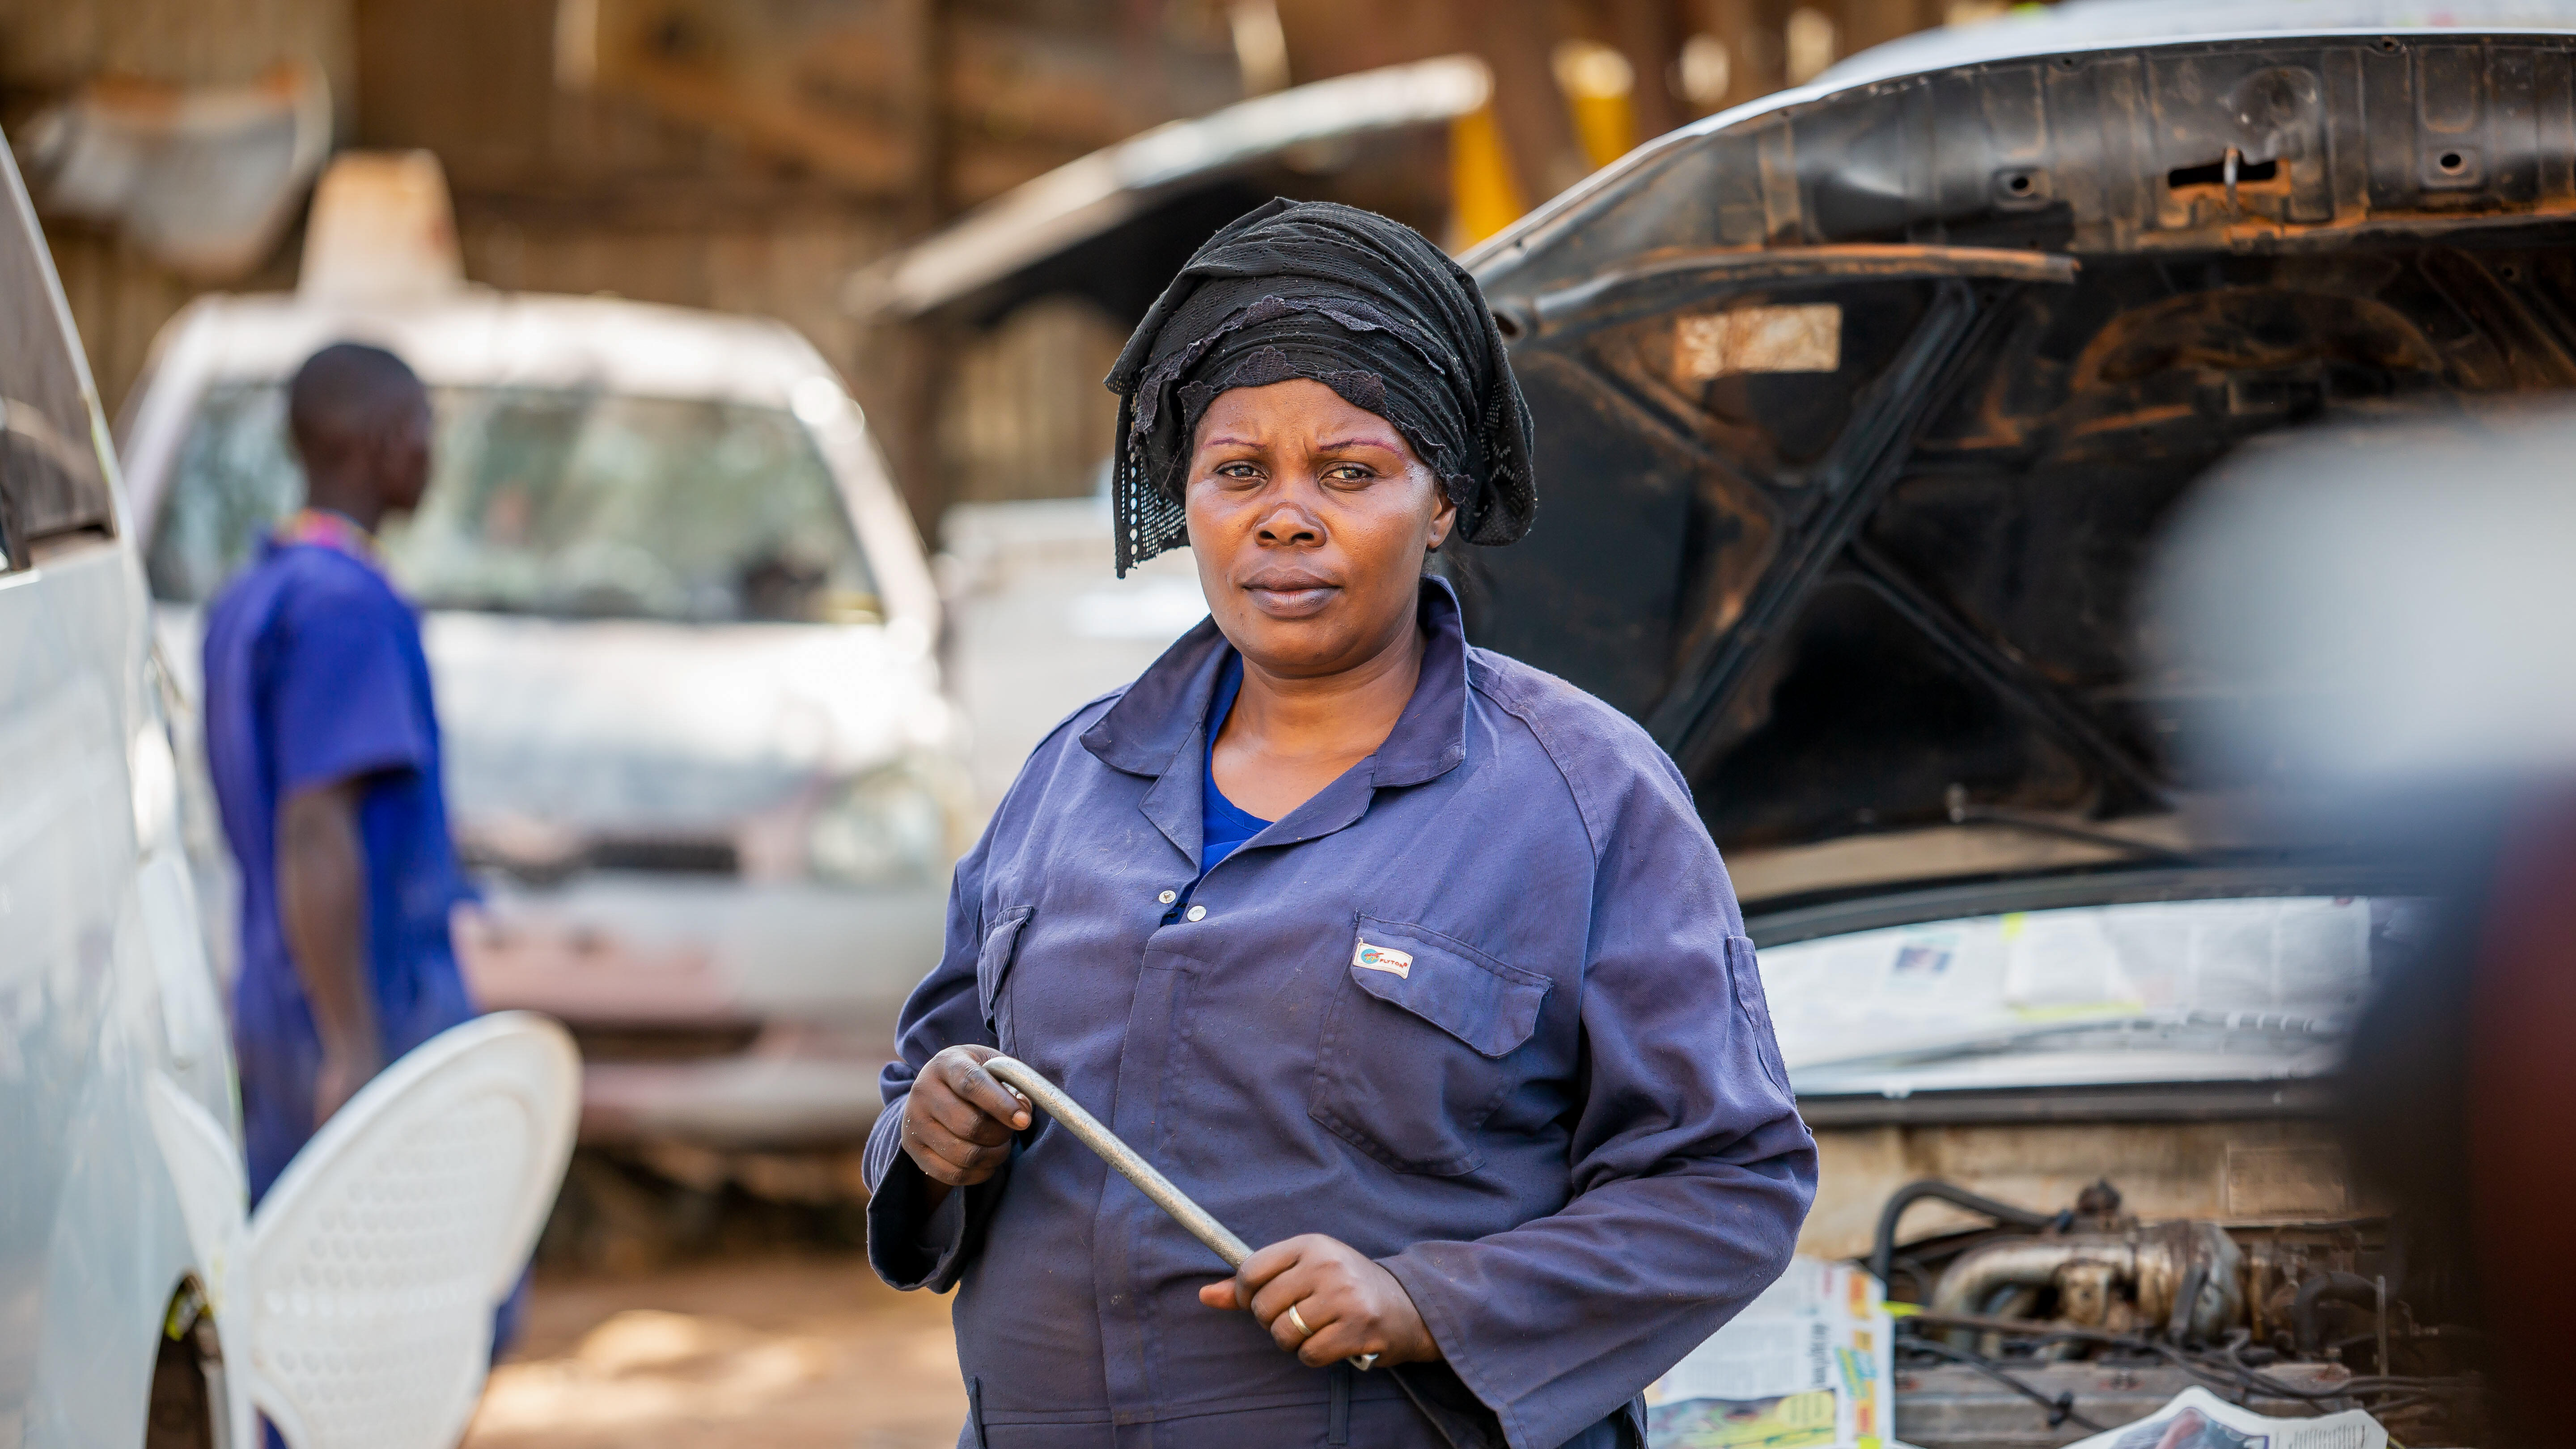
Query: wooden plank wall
0 0 353 421
7 0 1971 527
351 0 939 513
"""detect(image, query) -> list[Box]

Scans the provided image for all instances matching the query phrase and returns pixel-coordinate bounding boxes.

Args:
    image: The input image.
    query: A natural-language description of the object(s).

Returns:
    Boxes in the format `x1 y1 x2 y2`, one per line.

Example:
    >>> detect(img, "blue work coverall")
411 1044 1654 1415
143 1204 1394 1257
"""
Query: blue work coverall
202 529 480 1203
866 579 1818 1449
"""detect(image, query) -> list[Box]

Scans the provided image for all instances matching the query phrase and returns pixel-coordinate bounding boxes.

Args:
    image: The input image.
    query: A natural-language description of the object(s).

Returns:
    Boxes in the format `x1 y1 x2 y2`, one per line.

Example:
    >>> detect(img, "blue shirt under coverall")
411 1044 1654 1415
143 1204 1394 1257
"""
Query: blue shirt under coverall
1193 653 1269 889
202 526 479 1203
865 578 1818 1449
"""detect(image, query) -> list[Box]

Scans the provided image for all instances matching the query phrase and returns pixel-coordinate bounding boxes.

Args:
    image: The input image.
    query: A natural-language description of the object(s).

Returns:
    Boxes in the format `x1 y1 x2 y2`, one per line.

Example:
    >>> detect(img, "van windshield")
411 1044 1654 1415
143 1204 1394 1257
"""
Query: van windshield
1759 894 2427 1097
148 382 881 625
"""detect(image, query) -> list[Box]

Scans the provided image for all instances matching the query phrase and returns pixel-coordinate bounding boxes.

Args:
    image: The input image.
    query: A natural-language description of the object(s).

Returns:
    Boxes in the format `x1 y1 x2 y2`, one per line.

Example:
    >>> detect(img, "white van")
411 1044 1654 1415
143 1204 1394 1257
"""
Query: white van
119 284 969 1153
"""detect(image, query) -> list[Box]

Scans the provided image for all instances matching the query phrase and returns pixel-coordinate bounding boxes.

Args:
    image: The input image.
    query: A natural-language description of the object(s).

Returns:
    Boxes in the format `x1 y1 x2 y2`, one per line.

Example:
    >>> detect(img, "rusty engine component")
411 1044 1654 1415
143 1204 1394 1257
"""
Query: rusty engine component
1884 1178 2244 1341
1877 1178 2482 1447
1930 1219 2243 1342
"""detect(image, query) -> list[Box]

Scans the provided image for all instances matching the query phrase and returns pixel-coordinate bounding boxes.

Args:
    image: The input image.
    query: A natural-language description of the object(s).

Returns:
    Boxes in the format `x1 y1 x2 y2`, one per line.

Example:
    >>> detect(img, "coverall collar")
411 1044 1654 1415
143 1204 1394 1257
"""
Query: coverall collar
1081 574 1473 861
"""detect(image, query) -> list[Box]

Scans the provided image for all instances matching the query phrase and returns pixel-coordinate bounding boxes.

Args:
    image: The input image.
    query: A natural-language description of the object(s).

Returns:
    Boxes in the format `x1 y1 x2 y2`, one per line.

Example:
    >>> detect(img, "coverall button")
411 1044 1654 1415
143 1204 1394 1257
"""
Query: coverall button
1186 905 1208 922
1157 889 1177 904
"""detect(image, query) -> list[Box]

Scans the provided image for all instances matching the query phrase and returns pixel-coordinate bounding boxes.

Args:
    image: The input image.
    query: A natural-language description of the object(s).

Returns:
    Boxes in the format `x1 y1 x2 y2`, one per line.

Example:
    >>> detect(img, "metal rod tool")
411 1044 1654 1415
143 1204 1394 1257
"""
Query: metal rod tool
980 1053 1377 1371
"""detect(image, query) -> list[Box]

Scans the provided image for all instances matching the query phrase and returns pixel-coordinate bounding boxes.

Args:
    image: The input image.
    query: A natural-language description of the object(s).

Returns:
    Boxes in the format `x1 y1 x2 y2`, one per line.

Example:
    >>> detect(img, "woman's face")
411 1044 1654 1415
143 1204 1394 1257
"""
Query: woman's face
1185 378 1457 678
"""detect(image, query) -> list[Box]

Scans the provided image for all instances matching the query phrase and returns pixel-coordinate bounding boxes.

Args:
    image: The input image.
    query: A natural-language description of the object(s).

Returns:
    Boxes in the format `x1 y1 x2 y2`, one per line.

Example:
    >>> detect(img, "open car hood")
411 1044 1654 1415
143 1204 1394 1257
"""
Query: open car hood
845 57 1479 328
1459 5 2576 908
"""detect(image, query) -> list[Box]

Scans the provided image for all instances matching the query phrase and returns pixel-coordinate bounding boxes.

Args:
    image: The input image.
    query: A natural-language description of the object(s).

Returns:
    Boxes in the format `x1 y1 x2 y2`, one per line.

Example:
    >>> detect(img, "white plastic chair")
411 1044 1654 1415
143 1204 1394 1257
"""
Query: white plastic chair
148 1011 580 1449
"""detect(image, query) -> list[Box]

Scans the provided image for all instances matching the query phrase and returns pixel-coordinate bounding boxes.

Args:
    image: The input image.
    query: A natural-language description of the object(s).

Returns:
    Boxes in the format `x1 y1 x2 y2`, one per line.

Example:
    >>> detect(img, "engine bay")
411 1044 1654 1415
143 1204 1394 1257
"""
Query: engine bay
1881 1178 2483 1447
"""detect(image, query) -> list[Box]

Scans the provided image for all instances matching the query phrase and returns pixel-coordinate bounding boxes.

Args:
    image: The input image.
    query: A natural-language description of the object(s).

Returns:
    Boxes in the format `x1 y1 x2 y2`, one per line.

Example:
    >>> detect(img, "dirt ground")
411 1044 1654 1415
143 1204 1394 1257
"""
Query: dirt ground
461 1253 966 1449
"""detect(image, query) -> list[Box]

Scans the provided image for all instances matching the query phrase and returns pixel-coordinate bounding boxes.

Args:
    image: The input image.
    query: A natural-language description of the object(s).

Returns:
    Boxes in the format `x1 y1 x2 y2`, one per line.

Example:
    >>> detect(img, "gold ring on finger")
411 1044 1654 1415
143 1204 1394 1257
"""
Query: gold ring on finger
1286 1304 1312 1339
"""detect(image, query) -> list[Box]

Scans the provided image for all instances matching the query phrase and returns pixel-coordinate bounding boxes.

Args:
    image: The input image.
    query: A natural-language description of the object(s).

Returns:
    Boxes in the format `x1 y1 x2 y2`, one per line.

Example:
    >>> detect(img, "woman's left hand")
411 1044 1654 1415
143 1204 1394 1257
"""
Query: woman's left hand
1198 1233 1442 1368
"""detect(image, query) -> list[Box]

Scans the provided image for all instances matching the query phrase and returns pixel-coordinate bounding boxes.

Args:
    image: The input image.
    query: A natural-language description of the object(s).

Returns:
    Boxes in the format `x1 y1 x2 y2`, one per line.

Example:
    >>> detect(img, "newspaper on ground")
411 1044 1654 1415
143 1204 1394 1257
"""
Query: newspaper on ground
2062 1386 2386 1449
1644 1257 1893 1449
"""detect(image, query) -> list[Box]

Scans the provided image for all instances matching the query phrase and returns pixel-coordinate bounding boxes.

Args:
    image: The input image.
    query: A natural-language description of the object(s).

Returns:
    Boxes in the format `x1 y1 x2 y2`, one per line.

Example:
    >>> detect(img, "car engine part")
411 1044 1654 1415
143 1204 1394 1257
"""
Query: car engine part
1877 1178 2485 1448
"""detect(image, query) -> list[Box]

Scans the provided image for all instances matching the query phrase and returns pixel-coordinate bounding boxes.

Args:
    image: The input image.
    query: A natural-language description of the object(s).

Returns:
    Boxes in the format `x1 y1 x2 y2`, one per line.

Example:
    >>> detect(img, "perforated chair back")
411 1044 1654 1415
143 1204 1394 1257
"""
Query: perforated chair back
148 1012 579 1449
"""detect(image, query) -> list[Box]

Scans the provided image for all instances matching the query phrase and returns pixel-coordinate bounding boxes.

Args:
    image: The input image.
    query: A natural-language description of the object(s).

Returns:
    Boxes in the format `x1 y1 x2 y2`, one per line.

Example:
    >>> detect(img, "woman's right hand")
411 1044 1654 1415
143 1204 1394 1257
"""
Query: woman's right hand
900 1044 1033 1192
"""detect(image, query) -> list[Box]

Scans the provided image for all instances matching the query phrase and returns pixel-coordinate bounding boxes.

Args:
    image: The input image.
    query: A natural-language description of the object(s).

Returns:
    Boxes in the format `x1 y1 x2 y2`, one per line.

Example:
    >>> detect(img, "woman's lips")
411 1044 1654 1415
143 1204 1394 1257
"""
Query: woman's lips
1242 573 1339 618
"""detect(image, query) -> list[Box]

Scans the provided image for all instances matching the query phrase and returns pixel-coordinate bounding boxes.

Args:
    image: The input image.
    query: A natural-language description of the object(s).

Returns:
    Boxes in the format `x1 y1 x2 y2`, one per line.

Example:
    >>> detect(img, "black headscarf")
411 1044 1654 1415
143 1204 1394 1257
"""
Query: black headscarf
1104 199 1537 576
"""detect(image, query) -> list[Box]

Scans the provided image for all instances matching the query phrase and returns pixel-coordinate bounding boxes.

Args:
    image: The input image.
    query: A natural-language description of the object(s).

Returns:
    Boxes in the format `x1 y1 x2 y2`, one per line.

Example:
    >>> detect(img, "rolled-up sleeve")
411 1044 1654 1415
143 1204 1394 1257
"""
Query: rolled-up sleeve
1379 753 1818 1449
864 826 1006 1290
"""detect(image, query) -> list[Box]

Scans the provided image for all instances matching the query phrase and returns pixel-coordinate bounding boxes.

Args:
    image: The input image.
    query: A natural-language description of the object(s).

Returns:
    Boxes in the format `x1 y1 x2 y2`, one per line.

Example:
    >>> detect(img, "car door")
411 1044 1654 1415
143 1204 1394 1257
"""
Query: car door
0 142 230 1449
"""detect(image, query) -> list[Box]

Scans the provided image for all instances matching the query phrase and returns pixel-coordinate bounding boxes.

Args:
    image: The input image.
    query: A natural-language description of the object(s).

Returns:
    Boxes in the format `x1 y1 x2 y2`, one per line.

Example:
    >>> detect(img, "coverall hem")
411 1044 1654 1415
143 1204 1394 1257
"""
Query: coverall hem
974 1374 1411 1427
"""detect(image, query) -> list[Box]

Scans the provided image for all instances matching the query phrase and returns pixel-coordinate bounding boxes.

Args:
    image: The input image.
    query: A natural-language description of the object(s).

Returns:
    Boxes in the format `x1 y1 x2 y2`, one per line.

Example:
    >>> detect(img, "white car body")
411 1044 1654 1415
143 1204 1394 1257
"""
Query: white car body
936 494 1210 817
119 288 964 1147
0 140 237 1446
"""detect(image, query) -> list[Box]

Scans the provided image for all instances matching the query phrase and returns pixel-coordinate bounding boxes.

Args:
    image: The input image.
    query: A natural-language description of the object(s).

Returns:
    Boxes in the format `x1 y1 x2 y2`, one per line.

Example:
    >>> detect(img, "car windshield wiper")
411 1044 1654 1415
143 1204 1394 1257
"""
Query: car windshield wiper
1941 784 2202 864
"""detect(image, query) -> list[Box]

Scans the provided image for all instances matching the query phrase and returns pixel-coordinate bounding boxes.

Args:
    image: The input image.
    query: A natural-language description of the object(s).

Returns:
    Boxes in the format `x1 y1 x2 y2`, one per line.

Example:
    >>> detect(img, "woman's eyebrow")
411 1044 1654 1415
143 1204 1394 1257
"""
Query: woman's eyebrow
1315 433 1404 452
1200 435 1262 450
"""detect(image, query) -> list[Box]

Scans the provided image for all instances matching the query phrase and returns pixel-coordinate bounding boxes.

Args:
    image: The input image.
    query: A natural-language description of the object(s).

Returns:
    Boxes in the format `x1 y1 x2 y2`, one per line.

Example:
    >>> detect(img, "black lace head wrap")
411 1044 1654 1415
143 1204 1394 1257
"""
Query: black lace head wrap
1104 199 1537 576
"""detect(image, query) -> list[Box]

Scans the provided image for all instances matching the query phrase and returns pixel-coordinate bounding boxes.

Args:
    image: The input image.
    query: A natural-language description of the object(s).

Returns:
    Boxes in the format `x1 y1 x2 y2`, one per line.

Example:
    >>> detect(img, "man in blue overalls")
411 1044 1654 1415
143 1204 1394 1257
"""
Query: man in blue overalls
202 341 480 1206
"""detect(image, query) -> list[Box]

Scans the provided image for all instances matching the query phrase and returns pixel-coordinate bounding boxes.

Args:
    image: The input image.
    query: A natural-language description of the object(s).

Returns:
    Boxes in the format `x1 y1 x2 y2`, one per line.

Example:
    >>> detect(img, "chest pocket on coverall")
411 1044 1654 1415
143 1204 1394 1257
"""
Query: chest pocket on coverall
976 905 1036 1053
1310 915 1552 1176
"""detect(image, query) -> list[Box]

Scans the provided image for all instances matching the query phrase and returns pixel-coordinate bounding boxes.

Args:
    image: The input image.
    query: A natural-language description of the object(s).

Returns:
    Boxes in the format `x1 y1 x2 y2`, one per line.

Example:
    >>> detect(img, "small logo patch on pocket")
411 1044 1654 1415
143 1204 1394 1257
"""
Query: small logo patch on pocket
1353 941 1413 979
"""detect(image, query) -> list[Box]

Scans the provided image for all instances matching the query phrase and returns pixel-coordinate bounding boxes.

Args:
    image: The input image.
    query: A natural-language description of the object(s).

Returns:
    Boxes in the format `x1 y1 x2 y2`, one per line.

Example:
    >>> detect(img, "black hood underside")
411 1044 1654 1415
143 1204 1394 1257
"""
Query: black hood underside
1459 29 2576 899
